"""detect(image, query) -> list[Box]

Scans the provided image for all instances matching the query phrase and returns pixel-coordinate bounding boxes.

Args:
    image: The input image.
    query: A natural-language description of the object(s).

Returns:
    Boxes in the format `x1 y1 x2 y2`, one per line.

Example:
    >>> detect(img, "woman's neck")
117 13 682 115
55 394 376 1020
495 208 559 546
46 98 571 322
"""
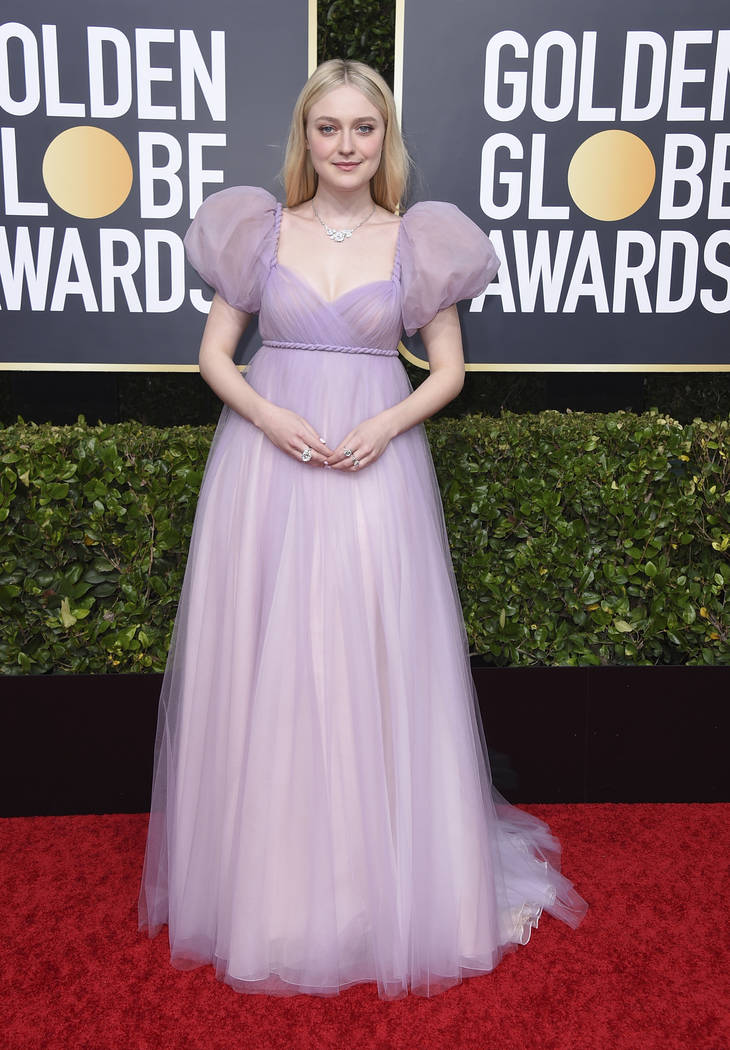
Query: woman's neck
310 185 375 224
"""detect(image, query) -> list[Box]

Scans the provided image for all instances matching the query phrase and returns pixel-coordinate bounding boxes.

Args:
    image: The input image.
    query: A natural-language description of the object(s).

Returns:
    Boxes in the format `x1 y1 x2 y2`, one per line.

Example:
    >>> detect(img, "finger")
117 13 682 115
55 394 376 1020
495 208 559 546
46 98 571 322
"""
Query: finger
292 425 330 458
331 446 361 470
302 423 336 458
293 440 329 466
327 436 357 467
349 443 371 469
351 443 378 470
306 443 336 467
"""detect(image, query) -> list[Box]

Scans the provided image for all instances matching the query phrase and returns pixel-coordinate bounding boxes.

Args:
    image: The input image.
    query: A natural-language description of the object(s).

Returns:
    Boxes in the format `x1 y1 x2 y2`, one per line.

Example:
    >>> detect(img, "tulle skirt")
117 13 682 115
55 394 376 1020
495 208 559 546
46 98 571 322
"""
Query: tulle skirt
137 343 588 999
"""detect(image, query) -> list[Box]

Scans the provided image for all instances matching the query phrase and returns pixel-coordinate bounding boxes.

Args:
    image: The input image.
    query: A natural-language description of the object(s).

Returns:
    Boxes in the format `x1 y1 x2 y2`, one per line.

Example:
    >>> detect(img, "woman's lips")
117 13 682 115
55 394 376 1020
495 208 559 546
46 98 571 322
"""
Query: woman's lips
334 162 359 170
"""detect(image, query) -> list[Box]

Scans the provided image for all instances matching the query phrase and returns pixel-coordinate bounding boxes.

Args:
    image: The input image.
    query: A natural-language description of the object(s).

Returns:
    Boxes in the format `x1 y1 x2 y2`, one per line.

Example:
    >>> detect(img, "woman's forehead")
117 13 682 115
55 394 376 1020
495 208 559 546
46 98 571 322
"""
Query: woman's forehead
308 84 379 120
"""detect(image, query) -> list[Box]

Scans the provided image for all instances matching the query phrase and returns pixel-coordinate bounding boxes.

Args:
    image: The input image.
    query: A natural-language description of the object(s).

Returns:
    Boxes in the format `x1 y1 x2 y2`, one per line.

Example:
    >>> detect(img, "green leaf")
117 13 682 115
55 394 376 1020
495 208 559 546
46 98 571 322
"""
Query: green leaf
59 597 76 628
613 620 633 633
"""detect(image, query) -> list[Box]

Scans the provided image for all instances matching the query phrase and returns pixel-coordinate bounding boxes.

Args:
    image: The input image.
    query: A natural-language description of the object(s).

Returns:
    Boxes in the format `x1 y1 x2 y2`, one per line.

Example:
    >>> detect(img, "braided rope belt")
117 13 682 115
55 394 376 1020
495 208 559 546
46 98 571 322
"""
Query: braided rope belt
261 339 399 358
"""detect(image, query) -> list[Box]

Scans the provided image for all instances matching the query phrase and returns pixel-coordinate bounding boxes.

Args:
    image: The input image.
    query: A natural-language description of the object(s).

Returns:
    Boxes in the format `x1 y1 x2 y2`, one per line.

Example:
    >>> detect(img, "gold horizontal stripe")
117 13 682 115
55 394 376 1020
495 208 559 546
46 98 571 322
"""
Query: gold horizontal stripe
3 356 729 373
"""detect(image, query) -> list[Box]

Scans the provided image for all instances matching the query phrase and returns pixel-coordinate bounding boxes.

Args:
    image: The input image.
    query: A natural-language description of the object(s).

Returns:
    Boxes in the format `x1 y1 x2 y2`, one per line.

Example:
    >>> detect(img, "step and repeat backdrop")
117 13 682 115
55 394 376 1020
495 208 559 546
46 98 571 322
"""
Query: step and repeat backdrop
397 0 730 370
0 1 313 370
1 1 728 371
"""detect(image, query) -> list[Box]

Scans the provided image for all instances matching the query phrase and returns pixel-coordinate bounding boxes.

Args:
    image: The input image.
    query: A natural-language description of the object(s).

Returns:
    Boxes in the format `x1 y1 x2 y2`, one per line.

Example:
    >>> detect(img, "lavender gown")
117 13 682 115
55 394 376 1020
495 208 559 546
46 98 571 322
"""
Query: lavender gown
137 185 588 1000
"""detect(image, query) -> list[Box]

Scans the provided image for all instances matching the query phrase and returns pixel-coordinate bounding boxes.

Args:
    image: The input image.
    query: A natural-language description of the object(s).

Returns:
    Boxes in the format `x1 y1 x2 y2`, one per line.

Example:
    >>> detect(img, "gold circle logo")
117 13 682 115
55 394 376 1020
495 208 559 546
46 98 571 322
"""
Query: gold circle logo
42 126 133 219
568 130 655 222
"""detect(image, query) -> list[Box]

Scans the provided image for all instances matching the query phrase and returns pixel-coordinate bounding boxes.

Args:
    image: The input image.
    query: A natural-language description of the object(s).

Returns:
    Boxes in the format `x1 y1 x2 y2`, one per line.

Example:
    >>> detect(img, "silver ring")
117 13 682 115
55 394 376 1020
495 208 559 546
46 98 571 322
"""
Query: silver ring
343 447 353 457
301 445 312 462
352 459 360 468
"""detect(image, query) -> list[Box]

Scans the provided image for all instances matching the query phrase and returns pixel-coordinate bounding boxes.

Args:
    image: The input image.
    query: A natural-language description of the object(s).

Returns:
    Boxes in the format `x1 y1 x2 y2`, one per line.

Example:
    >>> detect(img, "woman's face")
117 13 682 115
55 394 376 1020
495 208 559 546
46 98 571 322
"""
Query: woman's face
305 84 386 194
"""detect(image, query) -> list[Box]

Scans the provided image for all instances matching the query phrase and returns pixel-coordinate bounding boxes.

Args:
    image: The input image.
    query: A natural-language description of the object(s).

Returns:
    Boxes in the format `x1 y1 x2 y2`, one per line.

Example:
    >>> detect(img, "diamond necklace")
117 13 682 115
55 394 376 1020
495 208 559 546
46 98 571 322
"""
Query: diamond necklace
311 200 377 242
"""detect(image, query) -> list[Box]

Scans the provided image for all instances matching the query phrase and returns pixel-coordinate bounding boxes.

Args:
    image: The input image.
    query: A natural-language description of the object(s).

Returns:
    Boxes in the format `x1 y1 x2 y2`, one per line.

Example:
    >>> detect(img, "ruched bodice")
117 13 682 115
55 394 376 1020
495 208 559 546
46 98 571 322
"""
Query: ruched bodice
259 201 405 355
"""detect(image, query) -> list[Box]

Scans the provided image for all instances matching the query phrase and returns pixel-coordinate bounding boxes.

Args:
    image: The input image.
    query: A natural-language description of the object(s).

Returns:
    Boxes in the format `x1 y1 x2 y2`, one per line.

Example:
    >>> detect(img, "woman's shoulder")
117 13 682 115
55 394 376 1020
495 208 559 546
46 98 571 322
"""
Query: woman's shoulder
191 184 280 223
398 199 487 241
183 186 280 313
398 198 500 279
397 199 501 336
183 185 280 270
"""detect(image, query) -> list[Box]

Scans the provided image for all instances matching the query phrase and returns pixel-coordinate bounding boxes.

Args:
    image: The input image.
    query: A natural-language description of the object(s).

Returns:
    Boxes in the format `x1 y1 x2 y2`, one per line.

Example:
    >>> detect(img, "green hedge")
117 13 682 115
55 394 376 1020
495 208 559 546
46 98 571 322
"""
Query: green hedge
430 410 728 666
0 411 728 674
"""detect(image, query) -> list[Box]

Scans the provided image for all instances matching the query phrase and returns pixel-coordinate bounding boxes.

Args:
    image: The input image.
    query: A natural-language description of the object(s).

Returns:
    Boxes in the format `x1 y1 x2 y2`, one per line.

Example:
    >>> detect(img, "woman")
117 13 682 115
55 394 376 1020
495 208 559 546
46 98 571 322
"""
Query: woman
138 57 588 1000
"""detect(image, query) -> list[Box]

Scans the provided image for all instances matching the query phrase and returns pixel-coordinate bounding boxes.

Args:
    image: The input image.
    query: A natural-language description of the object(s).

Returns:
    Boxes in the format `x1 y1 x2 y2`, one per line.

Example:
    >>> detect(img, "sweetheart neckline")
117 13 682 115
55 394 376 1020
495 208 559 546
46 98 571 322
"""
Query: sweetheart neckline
271 201 402 305
271 261 399 305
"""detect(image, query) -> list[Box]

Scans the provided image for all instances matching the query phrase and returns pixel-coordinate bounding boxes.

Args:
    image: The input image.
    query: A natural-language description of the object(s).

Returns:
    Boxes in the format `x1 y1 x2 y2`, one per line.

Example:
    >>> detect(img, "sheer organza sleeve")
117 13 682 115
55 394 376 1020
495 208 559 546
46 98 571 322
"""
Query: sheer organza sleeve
183 185 278 313
399 201 500 337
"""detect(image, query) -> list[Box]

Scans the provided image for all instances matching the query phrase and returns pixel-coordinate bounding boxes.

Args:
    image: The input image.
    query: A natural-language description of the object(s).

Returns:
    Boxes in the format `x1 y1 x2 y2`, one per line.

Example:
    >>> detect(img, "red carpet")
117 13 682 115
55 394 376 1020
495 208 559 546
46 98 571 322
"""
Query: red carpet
2 804 728 1050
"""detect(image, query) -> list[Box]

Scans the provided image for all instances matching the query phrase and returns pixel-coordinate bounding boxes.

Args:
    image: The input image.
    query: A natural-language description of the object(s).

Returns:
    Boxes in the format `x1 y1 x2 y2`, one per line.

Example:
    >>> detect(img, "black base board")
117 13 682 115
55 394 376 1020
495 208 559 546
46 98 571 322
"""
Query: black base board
473 665 729 803
1 665 728 816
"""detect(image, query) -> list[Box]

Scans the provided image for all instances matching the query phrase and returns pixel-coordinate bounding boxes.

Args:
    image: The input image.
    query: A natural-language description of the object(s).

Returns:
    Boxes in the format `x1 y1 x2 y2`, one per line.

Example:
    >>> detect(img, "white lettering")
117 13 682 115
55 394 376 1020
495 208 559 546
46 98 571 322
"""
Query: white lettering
532 31 576 122
563 231 609 312
478 230 516 311
708 134 730 219
49 228 99 311
135 28 176 120
710 30 730 120
667 30 713 121
621 32 667 121
138 132 184 219
659 134 706 220
0 127 48 215
42 24 85 116
656 231 699 312
513 229 573 311
0 22 41 115
484 31 528 122
88 27 133 119
144 230 185 311
578 32 615 121
0 225 54 309
612 231 656 312
700 231 730 313
180 29 226 121
99 229 142 312
480 133 523 220
528 134 569 219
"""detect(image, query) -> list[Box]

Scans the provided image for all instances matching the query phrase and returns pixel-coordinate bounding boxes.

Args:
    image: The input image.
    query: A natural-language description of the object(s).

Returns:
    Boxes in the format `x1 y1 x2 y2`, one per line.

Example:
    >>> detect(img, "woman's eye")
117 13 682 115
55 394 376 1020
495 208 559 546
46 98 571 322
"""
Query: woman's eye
317 124 375 134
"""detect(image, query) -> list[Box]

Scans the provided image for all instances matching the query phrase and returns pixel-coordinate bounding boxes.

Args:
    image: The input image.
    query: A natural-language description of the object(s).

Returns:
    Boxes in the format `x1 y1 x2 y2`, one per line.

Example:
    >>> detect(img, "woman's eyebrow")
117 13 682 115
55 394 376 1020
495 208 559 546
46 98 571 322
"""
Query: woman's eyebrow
312 114 380 123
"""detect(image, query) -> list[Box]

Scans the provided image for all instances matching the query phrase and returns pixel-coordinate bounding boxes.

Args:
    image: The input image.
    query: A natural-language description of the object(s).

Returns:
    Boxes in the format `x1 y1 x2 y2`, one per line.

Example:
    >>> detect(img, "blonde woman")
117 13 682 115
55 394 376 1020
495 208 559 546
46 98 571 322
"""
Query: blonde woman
138 58 587 1000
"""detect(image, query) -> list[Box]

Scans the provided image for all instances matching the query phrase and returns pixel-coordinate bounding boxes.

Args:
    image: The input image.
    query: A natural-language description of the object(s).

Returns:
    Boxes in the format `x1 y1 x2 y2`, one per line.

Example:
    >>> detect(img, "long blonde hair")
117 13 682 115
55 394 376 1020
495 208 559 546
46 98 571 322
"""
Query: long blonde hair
278 59 412 214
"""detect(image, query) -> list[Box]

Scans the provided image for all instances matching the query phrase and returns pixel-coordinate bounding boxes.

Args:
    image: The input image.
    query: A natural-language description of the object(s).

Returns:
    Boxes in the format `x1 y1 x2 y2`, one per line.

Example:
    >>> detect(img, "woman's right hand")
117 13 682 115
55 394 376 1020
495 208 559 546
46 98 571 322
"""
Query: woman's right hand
257 404 336 467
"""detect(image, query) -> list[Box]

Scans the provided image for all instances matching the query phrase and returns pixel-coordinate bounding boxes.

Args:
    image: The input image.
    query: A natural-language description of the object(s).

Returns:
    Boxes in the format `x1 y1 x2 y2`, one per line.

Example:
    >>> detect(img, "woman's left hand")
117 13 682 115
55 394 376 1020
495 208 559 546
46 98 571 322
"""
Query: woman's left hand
325 413 394 471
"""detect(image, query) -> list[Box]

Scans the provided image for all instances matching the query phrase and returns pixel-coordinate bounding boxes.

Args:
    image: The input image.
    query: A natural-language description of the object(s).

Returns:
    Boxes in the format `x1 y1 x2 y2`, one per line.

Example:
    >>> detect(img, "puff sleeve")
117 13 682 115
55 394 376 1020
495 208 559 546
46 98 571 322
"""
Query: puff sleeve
399 201 500 337
183 185 278 313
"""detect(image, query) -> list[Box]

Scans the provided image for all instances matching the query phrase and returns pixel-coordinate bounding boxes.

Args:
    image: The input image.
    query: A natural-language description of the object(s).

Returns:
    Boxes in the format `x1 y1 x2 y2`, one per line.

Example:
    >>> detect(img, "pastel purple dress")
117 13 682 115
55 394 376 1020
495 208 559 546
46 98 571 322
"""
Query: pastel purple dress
137 185 588 1000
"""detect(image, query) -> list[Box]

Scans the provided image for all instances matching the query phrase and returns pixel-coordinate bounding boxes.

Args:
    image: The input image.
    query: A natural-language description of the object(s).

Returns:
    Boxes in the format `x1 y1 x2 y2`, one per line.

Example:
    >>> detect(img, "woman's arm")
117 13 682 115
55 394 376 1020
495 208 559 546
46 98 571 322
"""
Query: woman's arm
380 305 465 439
197 293 336 465
197 293 276 429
